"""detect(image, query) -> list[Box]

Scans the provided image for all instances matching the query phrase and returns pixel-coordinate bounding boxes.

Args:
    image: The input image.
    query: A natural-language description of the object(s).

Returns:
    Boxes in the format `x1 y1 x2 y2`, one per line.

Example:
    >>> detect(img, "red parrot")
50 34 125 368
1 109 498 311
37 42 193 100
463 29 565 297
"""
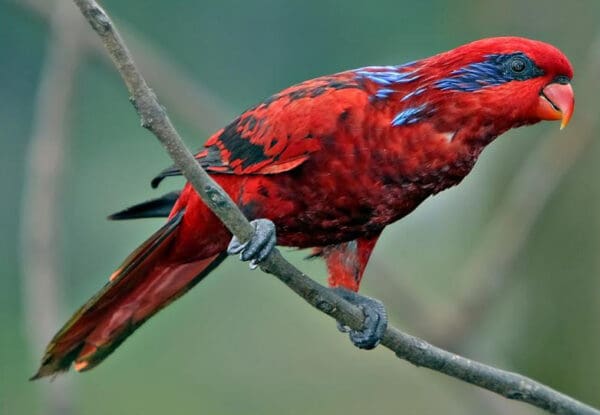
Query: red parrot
33 36 574 378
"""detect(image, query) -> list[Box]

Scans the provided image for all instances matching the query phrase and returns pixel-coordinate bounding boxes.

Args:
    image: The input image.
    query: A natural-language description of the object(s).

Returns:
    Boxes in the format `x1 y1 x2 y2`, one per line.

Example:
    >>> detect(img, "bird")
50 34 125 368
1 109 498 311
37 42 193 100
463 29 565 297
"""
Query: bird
32 36 574 379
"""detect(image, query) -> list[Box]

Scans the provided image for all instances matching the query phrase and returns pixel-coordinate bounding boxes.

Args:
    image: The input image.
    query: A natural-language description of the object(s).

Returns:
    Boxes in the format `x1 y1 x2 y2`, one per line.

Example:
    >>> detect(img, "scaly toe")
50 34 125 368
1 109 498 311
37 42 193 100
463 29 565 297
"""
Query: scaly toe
227 238 247 256
332 287 388 350
227 219 276 268
348 304 385 349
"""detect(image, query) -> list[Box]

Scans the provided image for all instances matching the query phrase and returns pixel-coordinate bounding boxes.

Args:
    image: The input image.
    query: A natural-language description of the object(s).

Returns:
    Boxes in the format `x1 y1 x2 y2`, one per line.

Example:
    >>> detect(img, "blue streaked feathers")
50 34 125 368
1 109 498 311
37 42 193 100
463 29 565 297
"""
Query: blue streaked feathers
355 69 421 86
391 104 429 127
357 52 544 128
401 86 427 101
435 52 544 92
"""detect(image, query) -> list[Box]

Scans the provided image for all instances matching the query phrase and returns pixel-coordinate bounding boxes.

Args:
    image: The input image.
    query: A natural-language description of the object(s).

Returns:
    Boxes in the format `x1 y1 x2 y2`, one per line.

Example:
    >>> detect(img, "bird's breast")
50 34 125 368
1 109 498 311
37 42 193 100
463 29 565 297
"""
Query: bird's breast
258 131 484 247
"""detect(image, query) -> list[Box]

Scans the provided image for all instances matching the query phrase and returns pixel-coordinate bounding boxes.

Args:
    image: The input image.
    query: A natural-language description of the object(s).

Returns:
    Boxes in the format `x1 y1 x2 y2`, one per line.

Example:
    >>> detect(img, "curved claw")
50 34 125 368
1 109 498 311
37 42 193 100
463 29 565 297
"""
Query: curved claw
336 321 351 333
332 287 387 350
227 219 276 269
227 239 248 255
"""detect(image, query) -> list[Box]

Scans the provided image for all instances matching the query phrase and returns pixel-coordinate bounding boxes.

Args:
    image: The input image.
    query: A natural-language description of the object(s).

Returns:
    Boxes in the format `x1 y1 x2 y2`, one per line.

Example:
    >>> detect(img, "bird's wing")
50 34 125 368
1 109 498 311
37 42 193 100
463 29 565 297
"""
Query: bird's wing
151 73 368 187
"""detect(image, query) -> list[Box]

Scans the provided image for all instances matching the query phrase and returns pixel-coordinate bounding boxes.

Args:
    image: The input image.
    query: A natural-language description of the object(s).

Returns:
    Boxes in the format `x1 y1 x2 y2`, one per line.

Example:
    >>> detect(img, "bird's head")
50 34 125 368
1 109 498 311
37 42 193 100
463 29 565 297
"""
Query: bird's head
410 37 574 137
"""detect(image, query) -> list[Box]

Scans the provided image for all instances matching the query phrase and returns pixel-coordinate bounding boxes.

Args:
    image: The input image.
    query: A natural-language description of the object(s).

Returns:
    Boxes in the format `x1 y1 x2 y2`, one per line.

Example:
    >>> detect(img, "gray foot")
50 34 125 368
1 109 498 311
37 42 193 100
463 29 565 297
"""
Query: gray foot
333 287 387 349
227 219 276 269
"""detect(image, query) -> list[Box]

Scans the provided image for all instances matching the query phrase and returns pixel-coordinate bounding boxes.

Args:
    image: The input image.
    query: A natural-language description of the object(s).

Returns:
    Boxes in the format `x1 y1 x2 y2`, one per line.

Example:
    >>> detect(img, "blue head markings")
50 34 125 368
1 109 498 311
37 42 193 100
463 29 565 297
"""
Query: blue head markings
435 52 544 92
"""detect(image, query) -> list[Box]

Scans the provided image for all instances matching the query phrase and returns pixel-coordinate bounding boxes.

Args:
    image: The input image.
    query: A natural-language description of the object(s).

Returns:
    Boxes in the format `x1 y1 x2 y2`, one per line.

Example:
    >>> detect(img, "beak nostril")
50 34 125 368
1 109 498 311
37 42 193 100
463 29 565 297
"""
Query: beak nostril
554 75 571 85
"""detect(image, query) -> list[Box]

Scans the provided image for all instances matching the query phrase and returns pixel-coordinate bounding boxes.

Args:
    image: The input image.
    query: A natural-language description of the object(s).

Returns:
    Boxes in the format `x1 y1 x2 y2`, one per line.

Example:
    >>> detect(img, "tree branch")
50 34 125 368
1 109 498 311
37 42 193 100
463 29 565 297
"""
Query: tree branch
18 0 235 133
69 1 600 414
20 1 86 414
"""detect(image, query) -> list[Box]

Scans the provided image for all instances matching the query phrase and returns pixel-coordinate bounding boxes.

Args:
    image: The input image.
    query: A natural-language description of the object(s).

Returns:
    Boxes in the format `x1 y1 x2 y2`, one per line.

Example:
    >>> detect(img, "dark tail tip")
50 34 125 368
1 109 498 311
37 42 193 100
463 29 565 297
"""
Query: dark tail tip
108 191 180 220
29 372 42 381
151 165 181 188
30 363 61 381
150 176 162 189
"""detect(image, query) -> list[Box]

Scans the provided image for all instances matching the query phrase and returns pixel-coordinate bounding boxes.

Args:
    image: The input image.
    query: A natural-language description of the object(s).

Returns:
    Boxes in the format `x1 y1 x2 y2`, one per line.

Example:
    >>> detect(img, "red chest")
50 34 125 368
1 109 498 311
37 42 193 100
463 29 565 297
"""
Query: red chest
231 124 485 248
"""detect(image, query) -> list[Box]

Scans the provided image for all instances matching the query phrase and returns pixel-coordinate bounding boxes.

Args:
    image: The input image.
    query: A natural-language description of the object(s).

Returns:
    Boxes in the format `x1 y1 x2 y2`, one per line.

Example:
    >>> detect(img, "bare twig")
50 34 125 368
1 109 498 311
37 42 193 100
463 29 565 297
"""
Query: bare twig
67 1 599 414
19 1 86 414
18 0 235 133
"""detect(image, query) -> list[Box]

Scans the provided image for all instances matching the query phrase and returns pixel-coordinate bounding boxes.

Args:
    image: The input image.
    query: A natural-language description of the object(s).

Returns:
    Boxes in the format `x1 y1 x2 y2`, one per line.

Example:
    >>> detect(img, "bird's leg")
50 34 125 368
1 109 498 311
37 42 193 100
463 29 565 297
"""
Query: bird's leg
227 219 276 269
332 287 387 349
318 237 386 349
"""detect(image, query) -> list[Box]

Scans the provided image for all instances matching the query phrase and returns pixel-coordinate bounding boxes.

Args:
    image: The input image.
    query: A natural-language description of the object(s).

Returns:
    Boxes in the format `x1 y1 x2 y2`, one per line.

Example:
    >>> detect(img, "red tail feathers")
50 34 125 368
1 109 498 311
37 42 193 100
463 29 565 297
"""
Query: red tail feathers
32 211 225 379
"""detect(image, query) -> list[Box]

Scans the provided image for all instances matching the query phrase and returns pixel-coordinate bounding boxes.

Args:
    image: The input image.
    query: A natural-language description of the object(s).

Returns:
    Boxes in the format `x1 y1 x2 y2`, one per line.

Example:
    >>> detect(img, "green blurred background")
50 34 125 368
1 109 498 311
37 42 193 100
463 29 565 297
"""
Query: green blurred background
1 0 599 414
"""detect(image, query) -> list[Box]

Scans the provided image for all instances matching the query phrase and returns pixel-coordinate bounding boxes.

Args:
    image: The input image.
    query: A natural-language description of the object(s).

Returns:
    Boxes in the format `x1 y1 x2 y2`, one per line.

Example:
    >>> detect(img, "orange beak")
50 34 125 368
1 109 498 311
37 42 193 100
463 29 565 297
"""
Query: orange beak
537 82 574 129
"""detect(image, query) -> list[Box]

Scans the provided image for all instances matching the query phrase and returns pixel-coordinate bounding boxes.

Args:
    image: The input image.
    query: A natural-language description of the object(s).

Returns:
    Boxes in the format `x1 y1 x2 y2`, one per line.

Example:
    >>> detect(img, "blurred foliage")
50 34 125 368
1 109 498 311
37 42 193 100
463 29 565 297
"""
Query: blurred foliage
1 0 599 414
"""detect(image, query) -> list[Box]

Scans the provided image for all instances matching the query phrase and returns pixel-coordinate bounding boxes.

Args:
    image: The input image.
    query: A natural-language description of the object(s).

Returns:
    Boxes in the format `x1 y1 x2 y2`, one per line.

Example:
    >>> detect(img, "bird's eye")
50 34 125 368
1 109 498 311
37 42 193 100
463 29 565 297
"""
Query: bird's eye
510 58 526 73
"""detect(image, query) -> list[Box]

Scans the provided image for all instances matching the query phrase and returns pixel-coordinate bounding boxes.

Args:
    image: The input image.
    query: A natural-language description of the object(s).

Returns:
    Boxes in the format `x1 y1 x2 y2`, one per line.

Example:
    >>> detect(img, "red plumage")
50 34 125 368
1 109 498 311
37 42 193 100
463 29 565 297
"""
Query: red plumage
33 37 574 378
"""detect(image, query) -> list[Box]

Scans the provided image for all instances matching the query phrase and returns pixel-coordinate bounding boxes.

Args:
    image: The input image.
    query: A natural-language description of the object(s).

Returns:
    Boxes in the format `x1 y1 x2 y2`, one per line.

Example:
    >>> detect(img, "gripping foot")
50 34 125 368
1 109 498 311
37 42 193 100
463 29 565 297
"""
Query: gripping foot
333 287 387 350
227 219 276 269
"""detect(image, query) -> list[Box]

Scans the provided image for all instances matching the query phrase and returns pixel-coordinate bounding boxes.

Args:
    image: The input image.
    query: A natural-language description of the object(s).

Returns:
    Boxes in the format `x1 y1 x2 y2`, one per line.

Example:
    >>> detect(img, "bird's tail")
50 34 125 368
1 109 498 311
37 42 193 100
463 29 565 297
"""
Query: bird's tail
32 210 226 379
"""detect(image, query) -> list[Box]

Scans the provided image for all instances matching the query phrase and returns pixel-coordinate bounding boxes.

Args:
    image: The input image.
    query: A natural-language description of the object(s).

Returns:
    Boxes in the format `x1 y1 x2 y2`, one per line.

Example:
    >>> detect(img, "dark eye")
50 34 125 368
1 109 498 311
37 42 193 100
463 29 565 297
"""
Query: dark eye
510 58 526 73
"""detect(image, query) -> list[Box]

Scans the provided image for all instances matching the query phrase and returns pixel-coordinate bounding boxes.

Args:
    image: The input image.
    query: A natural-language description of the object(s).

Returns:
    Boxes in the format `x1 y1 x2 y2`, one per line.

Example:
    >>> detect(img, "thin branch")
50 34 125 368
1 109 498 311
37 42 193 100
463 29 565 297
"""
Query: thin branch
17 0 235 133
69 1 599 414
20 0 86 414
